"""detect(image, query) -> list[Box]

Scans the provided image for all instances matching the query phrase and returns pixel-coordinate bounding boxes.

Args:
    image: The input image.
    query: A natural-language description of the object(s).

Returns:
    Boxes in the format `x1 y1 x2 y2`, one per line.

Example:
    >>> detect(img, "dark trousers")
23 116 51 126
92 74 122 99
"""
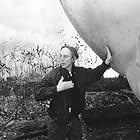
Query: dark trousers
48 117 82 140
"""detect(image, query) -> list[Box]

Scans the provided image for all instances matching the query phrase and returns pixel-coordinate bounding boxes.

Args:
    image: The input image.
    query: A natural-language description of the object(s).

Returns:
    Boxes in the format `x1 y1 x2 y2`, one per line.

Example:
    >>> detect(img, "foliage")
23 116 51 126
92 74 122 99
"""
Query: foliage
0 42 60 81
0 31 100 82
0 31 136 139
0 74 137 139
87 75 131 92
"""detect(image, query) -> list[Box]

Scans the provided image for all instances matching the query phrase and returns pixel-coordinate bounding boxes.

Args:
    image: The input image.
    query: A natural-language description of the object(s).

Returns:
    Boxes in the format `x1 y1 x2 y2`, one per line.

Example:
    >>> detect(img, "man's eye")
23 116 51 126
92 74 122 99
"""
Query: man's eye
64 55 69 58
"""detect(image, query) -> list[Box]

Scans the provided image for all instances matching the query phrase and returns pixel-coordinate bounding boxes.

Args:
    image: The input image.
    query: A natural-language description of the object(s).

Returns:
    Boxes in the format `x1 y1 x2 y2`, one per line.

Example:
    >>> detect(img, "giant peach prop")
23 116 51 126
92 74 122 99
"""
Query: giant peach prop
60 0 140 100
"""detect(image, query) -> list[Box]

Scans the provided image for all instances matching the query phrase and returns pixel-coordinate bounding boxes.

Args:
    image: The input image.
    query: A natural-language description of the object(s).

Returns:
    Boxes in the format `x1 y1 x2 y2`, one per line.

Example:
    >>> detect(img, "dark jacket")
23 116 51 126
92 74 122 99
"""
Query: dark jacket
35 62 110 122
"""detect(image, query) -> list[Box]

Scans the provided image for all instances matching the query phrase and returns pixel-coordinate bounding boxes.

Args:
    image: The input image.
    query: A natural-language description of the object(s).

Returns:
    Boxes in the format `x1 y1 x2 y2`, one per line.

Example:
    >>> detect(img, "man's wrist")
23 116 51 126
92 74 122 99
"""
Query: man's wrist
103 61 111 68
56 85 60 92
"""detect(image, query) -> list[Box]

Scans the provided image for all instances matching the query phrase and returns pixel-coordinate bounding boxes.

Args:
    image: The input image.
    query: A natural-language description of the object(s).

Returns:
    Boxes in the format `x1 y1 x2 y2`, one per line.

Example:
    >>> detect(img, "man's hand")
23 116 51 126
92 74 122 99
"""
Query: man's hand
105 46 112 65
57 76 74 92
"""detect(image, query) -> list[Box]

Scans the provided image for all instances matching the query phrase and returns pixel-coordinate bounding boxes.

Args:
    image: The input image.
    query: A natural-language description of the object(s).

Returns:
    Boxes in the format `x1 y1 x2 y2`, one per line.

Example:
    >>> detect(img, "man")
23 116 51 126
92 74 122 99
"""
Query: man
35 44 112 140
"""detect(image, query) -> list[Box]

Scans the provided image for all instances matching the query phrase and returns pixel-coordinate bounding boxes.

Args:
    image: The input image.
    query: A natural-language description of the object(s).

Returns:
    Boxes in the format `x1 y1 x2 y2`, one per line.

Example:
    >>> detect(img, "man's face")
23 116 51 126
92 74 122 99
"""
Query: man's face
60 48 74 70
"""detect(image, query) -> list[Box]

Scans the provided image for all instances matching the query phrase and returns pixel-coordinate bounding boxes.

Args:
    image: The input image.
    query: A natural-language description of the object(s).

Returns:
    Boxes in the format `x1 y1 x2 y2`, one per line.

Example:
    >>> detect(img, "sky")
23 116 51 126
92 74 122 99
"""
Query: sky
0 0 118 77
0 0 73 44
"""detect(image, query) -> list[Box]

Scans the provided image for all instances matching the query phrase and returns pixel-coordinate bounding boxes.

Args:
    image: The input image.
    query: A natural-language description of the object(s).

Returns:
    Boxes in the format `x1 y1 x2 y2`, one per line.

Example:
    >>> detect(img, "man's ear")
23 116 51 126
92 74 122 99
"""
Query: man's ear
72 56 77 61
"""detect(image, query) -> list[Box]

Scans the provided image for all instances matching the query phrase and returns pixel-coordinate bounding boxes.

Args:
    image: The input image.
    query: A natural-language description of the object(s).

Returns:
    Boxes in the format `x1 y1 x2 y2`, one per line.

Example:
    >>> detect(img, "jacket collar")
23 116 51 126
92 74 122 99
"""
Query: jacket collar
59 64 76 76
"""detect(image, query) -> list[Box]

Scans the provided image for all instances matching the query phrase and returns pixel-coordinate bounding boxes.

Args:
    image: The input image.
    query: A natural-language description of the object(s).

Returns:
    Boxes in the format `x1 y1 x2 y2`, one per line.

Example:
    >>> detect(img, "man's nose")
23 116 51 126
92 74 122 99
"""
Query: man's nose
60 57 64 61
60 56 66 61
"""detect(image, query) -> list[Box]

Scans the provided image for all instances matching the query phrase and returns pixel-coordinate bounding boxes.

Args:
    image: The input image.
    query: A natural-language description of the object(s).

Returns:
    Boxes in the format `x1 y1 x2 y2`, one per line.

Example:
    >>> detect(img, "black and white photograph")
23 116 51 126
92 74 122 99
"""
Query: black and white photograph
0 0 140 140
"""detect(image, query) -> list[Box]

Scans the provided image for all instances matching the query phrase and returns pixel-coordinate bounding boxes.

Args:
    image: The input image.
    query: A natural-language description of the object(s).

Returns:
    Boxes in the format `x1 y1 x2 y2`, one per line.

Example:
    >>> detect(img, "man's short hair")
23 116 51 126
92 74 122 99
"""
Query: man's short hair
61 44 79 59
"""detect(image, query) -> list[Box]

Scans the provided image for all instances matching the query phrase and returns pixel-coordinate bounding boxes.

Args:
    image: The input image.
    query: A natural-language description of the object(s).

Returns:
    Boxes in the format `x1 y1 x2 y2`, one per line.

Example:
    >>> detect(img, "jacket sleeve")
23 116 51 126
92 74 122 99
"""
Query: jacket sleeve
34 69 58 101
84 62 110 85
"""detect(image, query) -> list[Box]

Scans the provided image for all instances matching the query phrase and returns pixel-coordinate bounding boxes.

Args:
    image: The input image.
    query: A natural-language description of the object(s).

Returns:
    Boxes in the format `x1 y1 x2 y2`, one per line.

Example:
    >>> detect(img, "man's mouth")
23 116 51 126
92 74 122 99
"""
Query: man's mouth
61 63 65 66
